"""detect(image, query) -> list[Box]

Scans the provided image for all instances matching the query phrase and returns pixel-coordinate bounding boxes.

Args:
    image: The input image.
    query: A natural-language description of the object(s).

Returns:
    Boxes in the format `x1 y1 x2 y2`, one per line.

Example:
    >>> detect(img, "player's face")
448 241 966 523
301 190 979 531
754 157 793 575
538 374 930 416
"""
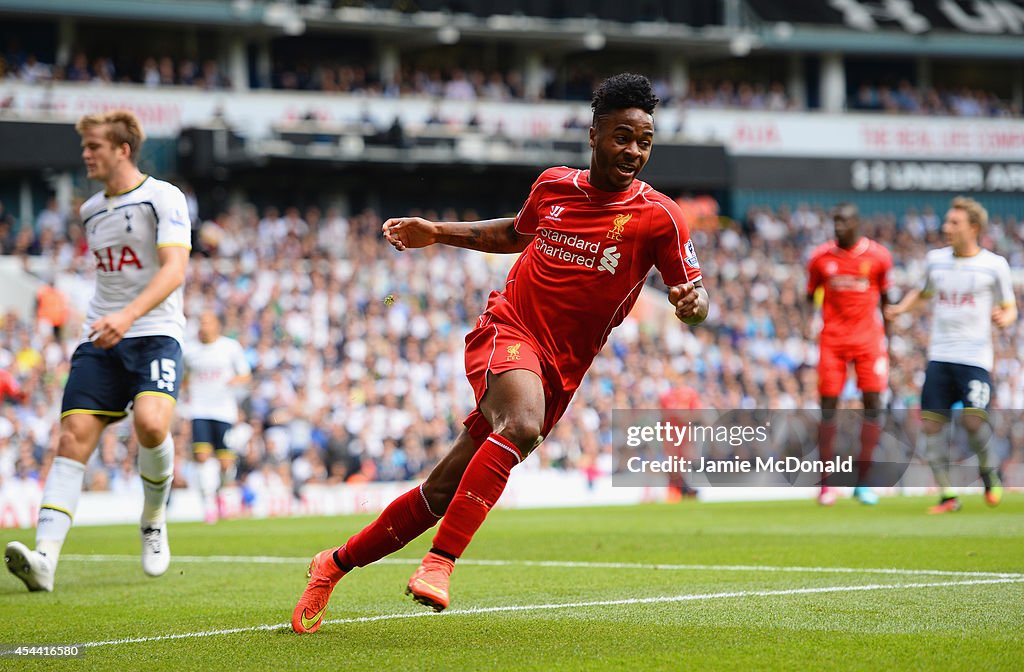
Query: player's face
832 211 859 248
942 208 978 251
80 125 128 183
589 108 654 192
198 312 220 343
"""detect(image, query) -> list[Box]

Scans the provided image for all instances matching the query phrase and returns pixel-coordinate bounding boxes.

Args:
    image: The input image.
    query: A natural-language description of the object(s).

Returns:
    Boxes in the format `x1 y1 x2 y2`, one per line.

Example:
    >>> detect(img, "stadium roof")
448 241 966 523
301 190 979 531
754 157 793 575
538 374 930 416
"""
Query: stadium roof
745 0 1024 58
0 0 264 26
3 0 1023 57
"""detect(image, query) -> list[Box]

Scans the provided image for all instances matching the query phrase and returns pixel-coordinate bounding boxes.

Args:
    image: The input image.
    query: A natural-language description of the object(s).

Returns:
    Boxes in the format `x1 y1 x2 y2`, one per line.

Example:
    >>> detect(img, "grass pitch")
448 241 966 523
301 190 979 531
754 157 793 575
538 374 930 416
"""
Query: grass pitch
1 495 1022 671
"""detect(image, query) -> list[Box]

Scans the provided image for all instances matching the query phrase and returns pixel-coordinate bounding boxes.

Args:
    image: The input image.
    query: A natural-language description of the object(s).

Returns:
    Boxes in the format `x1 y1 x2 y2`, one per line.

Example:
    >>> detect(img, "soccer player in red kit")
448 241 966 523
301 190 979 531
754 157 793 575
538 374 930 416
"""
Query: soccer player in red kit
291 73 709 632
806 203 892 506
660 376 702 499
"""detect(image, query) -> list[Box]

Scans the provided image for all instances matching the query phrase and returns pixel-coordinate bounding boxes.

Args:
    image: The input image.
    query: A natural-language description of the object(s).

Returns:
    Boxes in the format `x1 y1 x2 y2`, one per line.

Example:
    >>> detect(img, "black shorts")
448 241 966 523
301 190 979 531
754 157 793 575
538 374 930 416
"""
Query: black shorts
61 336 182 420
192 418 232 456
920 360 992 421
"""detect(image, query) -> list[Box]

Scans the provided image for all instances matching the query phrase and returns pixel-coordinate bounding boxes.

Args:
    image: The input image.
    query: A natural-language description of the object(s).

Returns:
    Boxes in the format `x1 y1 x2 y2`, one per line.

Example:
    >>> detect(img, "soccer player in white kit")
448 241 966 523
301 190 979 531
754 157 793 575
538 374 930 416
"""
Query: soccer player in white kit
5 110 191 591
886 197 1017 513
184 310 251 523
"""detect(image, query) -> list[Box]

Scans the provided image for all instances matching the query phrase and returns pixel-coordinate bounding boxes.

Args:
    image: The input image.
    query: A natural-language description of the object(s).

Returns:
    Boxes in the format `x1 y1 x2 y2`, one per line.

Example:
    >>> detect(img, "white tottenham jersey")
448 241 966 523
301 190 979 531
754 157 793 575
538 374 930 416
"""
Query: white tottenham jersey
80 176 191 344
184 336 251 424
919 247 1015 371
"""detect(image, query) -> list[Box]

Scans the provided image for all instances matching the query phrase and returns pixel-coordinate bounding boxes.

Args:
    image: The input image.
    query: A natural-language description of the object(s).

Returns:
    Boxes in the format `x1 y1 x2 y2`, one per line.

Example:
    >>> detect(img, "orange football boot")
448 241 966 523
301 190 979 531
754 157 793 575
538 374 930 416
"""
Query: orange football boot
406 551 455 612
928 497 962 514
983 471 1003 507
292 547 346 633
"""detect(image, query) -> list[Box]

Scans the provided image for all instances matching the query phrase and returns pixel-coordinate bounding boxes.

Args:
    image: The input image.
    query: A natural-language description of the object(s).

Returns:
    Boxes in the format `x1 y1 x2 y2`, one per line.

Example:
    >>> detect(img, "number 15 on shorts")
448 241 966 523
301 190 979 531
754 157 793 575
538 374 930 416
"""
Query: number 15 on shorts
150 358 177 392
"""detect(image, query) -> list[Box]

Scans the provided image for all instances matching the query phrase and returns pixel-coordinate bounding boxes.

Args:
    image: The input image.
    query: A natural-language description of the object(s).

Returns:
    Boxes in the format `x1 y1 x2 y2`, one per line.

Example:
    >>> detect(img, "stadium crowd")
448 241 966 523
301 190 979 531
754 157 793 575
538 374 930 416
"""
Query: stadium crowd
2 37 1018 118
1 197 1023 501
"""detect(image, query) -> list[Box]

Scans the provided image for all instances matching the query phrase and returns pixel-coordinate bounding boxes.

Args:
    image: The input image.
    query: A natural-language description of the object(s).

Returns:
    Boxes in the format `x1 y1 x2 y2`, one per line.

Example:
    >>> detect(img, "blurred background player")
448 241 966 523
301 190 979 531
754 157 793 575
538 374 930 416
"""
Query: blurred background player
4 110 190 592
35 276 70 340
806 203 892 506
886 197 1016 513
659 371 702 499
291 73 708 632
183 310 251 524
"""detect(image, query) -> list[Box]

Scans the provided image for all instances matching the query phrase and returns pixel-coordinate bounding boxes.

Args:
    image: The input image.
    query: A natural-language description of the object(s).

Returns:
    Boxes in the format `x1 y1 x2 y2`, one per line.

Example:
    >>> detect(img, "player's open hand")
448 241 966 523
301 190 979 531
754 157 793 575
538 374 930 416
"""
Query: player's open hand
89 310 133 349
383 217 439 251
669 282 709 326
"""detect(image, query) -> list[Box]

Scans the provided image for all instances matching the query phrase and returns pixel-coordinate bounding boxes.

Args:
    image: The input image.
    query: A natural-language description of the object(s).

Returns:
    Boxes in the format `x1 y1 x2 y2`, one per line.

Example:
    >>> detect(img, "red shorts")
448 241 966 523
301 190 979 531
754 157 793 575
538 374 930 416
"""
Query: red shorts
817 339 888 397
462 315 576 445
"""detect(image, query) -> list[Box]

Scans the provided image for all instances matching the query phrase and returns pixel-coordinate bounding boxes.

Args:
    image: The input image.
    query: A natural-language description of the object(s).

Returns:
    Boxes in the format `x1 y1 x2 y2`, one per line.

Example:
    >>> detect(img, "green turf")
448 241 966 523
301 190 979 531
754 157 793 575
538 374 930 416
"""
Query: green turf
2 495 1023 671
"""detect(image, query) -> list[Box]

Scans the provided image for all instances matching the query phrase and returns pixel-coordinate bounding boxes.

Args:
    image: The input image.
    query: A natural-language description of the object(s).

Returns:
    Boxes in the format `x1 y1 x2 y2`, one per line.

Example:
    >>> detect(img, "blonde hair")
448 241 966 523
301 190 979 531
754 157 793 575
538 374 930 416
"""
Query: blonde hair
75 110 146 163
950 196 988 231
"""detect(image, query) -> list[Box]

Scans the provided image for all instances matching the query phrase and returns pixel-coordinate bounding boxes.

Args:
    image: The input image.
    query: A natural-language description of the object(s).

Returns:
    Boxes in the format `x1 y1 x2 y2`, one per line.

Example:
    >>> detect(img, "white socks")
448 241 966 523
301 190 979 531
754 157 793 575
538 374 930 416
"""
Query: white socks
36 456 86 565
198 458 221 518
139 434 175 526
924 431 953 494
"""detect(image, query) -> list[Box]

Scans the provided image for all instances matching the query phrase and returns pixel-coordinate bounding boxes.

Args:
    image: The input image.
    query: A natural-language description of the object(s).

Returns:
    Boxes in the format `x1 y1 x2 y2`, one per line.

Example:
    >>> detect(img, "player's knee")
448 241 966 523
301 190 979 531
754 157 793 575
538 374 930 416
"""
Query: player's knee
57 429 86 460
962 414 986 434
920 418 945 436
134 418 169 448
421 480 453 516
493 416 542 456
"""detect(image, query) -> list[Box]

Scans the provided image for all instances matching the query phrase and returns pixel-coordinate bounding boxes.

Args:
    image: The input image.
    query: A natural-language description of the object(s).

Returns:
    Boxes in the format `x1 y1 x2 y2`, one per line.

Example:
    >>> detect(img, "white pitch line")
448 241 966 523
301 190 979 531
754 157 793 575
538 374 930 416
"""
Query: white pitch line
60 554 1024 579
73 576 1024 650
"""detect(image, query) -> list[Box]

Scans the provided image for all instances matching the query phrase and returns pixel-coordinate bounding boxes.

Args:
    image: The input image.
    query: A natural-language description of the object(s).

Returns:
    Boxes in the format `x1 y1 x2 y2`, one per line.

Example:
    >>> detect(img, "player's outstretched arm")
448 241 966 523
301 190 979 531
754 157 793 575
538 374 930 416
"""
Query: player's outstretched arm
883 288 927 321
89 245 189 349
669 280 709 326
383 217 530 254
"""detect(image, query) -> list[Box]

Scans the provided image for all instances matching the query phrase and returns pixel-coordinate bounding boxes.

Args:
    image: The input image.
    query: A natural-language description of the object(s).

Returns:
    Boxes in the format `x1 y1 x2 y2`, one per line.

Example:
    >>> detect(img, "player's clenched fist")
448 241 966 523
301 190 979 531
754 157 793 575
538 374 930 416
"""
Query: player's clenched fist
383 217 439 251
669 281 709 326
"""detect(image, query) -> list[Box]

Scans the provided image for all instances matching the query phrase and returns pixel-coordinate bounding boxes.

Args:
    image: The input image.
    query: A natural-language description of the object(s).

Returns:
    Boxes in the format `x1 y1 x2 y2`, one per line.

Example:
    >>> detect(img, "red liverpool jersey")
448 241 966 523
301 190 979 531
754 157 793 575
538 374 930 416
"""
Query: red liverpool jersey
806 237 892 348
485 166 702 387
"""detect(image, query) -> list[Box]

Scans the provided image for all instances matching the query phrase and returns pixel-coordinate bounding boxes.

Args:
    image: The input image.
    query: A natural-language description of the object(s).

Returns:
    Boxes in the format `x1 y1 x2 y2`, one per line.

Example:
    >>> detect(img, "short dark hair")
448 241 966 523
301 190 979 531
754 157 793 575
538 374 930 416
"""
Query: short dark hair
591 73 659 125
831 202 859 219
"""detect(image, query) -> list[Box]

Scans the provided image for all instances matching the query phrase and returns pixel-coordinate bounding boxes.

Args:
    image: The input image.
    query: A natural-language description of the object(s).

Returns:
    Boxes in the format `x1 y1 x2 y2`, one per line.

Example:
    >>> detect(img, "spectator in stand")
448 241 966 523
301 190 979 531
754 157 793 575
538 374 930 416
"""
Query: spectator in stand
142 58 160 87
34 196 65 239
19 54 52 84
91 57 115 83
158 57 175 85
65 52 91 82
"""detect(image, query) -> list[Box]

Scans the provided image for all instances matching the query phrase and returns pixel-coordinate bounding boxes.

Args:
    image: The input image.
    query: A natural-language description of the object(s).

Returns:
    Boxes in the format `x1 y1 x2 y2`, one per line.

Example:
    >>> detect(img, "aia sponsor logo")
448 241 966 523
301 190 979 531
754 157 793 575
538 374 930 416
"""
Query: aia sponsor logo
937 291 975 307
95 245 143 272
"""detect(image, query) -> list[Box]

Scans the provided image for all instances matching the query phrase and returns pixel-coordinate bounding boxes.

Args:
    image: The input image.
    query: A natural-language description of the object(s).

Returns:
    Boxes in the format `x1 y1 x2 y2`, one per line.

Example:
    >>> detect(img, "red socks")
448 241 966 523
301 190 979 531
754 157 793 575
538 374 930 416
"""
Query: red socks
818 415 882 486
857 418 882 483
431 433 522 559
336 433 524 568
337 485 441 569
817 419 837 487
